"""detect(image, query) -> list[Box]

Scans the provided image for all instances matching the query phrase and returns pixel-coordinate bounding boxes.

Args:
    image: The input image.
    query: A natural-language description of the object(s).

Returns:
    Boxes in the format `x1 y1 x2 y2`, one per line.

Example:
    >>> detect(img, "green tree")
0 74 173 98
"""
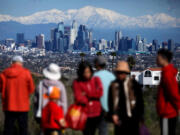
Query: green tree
96 51 102 56
110 52 117 70
80 52 86 61
127 56 136 70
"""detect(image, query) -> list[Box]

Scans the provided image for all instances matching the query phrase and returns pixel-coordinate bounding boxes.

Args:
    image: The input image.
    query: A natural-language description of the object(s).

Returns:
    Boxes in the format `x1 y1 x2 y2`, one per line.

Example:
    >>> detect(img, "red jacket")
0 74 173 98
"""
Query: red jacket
157 64 180 118
0 64 35 111
73 77 103 118
42 101 64 130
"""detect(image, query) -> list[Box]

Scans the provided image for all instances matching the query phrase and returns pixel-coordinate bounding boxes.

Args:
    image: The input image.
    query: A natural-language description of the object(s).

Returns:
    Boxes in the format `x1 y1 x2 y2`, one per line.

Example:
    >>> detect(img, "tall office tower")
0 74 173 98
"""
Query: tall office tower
162 41 168 49
131 39 136 51
115 31 122 50
57 22 64 35
16 33 24 44
36 34 45 49
119 37 128 52
69 20 78 50
72 20 78 32
51 28 56 41
45 40 52 51
137 40 144 52
75 25 86 50
168 39 175 52
136 35 141 50
25 40 32 48
152 39 158 51
142 38 147 52
88 30 93 49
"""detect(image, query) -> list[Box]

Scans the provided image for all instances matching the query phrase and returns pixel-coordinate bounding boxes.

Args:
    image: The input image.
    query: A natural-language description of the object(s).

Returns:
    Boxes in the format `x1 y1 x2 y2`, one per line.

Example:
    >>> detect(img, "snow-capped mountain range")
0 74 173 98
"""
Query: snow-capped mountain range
0 6 180 28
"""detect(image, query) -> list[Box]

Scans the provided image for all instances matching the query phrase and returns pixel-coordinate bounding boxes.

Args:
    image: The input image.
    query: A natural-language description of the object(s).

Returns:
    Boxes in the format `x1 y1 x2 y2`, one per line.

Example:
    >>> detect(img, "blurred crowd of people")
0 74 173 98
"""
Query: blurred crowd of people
0 49 180 135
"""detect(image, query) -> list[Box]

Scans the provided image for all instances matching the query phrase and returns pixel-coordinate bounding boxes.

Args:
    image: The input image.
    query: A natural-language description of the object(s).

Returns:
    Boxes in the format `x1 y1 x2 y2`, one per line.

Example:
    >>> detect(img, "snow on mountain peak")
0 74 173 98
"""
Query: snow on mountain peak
0 6 179 28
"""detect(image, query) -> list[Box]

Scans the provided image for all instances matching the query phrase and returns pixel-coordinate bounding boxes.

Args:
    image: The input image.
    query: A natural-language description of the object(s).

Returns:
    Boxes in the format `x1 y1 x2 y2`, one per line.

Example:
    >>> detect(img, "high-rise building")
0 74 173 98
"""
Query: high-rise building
152 39 158 51
168 39 175 52
16 33 24 44
36 34 45 49
136 35 141 50
162 41 168 49
25 40 32 48
45 40 52 51
142 38 147 52
57 22 64 35
51 28 56 42
115 31 122 50
137 40 144 52
75 25 86 50
69 20 78 50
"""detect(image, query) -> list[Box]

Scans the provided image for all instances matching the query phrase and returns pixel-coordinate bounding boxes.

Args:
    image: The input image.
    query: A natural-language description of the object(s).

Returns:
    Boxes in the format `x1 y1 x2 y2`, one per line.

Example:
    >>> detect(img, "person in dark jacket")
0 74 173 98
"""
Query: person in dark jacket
156 49 180 135
73 61 103 135
108 61 144 135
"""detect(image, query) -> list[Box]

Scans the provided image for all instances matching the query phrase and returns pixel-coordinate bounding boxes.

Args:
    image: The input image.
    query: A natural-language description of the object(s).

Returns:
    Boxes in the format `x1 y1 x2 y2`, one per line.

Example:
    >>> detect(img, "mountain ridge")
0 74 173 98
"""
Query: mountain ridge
0 6 180 28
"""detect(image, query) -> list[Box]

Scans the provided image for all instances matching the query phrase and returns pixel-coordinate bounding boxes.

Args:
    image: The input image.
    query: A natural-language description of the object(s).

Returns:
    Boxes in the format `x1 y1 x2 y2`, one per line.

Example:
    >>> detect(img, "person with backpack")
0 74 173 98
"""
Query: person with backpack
42 86 67 135
34 63 67 121
73 61 103 135
156 49 180 135
94 56 115 135
0 56 35 135
108 61 144 135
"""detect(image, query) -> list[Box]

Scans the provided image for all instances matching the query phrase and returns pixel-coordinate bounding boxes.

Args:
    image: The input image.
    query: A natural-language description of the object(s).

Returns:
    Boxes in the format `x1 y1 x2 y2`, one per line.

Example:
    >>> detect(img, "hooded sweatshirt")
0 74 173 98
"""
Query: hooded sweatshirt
0 64 35 111
36 79 68 115
157 64 180 118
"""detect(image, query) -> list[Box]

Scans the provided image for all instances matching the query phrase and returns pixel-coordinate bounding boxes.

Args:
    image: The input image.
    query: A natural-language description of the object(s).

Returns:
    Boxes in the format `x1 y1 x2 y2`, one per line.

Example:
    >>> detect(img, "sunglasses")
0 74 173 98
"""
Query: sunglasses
115 71 130 75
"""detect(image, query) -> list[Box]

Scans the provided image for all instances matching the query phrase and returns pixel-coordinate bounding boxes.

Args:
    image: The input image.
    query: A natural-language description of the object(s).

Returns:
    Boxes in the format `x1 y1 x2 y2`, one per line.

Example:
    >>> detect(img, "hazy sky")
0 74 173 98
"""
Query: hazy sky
0 0 180 17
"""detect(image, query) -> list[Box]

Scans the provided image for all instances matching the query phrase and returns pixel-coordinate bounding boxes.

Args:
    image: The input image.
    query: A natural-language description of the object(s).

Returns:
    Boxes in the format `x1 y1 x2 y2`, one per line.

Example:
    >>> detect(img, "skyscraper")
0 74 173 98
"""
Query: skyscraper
168 39 175 52
16 33 24 44
136 35 141 50
70 20 78 50
36 34 45 49
152 39 158 51
57 22 64 35
51 28 56 42
75 25 86 50
115 31 122 50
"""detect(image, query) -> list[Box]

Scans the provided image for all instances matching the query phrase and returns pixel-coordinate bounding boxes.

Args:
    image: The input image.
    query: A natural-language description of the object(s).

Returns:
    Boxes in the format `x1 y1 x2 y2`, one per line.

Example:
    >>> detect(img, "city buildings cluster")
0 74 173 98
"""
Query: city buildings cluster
0 20 179 54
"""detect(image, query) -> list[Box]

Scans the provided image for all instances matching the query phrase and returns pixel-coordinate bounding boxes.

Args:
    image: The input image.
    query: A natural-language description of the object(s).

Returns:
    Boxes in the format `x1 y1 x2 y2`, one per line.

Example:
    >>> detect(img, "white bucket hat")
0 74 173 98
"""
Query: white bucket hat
43 63 61 81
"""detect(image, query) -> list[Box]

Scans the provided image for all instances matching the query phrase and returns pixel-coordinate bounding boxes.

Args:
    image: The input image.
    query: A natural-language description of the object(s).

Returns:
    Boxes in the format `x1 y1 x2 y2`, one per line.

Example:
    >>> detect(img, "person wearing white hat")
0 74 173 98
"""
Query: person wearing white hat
34 63 67 123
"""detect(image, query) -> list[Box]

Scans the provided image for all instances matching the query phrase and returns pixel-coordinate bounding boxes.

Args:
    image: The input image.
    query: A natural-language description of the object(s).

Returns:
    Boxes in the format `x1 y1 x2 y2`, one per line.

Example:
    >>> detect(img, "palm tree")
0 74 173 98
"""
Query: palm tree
127 56 136 70
110 52 117 70
96 51 102 56
80 52 86 61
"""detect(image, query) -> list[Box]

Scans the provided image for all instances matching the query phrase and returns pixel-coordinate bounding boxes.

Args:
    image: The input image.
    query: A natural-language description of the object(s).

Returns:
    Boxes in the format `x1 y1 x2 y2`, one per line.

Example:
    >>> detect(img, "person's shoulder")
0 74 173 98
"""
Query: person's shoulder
22 67 31 74
92 76 101 81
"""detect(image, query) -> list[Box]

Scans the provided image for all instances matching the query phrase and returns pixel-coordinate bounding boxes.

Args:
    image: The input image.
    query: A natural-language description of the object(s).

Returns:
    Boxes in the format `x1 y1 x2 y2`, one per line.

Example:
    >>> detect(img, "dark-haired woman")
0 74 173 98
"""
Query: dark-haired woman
73 61 103 135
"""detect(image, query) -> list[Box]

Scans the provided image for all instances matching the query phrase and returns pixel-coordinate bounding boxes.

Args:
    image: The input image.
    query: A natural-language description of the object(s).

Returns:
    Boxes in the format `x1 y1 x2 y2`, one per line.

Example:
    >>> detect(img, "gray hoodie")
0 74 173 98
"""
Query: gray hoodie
36 79 68 115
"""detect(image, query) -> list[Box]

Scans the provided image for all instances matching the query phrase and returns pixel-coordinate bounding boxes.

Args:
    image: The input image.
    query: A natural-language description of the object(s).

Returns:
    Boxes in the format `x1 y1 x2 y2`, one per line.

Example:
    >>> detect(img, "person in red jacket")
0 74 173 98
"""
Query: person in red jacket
0 55 35 135
156 49 180 135
42 86 66 135
73 61 103 135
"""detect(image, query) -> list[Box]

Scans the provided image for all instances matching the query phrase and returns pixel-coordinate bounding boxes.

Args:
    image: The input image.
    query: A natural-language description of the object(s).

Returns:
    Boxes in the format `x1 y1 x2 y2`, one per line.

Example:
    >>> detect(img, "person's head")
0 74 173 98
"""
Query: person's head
12 56 23 66
115 61 130 81
157 49 173 67
43 63 61 81
77 61 93 81
94 56 107 70
48 86 60 103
